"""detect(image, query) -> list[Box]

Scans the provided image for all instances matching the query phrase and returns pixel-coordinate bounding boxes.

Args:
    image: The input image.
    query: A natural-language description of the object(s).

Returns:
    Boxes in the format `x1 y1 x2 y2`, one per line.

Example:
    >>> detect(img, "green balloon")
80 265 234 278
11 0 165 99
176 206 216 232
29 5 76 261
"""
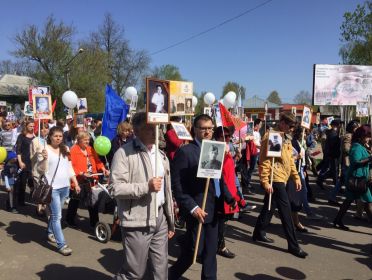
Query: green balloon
94 136 111 156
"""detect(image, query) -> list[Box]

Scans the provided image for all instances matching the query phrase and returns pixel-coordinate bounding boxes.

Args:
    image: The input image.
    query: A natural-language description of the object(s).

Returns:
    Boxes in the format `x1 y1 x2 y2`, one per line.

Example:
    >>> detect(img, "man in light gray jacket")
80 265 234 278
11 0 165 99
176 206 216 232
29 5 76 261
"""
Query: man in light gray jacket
111 112 175 280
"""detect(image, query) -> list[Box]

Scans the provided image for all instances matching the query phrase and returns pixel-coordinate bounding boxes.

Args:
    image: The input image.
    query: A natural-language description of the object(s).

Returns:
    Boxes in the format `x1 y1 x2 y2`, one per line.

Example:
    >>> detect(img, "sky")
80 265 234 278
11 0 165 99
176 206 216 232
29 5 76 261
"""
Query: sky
0 0 365 103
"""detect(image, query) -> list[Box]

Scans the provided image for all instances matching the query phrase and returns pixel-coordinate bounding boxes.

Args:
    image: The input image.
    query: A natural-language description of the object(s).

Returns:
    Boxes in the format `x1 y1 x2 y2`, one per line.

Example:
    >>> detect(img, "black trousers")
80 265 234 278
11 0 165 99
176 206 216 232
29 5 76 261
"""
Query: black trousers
253 182 300 251
169 217 218 280
66 198 99 227
18 170 33 205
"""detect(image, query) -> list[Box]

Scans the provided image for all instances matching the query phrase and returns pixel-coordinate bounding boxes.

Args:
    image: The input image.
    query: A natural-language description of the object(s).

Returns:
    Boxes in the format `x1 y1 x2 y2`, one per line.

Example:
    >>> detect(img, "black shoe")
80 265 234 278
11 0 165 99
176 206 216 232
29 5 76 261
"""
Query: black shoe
308 197 316 203
288 248 308 258
295 226 309 233
65 220 78 229
218 247 236 259
252 234 274 243
316 179 325 190
328 200 340 206
333 220 349 231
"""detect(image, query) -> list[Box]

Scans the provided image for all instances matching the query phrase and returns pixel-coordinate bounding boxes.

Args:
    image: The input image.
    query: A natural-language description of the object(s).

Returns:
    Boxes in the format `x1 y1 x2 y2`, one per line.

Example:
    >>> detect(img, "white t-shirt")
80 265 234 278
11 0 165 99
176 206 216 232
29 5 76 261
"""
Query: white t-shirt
46 146 74 189
253 130 261 153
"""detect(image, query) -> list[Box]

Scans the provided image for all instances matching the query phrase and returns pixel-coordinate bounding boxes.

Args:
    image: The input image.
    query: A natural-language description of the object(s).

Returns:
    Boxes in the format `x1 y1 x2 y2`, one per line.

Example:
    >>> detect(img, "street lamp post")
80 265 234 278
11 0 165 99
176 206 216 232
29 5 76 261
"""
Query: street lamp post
65 48 84 90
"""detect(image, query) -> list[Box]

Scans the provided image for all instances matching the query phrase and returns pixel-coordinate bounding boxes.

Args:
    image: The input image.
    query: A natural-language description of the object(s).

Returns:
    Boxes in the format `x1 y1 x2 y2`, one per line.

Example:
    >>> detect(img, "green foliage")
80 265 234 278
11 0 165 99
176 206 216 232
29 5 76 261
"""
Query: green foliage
293 90 312 105
339 1 372 64
11 13 149 117
151 64 183 81
221 81 246 100
267 90 282 105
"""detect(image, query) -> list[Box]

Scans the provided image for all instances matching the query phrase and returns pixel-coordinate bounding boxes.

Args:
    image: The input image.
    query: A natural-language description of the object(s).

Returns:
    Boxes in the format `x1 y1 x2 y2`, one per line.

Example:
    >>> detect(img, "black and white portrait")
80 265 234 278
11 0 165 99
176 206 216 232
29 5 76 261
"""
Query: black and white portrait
32 94 52 119
267 131 283 158
203 107 211 116
197 140 226 179
77 98 88 114
301 106 311 129
75 113 85 128
185 98 193 114
146 78 169 123
171 122 193 140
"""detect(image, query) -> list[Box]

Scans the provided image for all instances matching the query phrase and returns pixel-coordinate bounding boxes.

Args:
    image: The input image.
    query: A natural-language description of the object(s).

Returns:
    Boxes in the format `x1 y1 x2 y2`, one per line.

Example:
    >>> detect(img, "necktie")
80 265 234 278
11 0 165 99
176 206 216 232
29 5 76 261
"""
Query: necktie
213 179 221 198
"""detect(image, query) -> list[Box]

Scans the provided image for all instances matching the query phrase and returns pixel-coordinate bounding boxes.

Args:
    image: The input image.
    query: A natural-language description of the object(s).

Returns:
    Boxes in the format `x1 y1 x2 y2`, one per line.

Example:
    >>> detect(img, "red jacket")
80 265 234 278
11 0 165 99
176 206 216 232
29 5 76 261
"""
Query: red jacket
165 129 184 160
70 144 105 188
222 153 245 214
245 140 258 163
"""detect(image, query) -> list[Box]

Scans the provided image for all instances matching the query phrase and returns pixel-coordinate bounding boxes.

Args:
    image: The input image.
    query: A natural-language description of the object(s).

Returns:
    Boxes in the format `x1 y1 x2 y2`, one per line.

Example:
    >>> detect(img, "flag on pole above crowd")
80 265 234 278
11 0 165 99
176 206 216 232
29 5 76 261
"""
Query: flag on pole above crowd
218 102 246 131
102 84 129 140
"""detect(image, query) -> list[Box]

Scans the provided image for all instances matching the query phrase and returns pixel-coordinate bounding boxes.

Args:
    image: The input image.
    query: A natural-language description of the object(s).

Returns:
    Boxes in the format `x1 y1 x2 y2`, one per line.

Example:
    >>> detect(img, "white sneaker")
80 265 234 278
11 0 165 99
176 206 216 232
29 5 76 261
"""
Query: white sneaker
58 245 72 256
47 234 56 243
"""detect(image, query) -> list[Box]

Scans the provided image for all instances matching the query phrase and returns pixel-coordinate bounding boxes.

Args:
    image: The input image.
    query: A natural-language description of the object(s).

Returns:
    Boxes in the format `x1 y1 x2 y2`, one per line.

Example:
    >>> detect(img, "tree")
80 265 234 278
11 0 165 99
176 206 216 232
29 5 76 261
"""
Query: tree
0 60 34 76
12 16 109 116
267 90 282 104
221 81 246 100
151 64 183 81
90 13 150 96
293 90 312 105
339 1 372 64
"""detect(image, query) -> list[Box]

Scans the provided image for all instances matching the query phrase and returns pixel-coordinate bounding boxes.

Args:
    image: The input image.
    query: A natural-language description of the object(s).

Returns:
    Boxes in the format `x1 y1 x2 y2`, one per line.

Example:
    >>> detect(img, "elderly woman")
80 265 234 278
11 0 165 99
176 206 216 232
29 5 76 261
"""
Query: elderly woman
333 125 372 230
107 121 133 165
66 131 110 228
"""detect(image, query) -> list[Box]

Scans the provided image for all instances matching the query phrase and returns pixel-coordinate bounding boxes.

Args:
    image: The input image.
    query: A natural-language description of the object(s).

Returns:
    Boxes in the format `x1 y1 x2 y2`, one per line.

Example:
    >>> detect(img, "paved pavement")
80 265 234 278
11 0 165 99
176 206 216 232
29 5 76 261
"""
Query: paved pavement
0 174 371 280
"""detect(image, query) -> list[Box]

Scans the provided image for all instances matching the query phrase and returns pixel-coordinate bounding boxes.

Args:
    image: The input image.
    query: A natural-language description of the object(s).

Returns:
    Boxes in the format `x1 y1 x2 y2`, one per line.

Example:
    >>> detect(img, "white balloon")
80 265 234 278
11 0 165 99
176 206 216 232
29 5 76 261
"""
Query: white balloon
204 92 215 105
192 96 198 108
223 91 237 108
124 86 137 101
62 90 79 109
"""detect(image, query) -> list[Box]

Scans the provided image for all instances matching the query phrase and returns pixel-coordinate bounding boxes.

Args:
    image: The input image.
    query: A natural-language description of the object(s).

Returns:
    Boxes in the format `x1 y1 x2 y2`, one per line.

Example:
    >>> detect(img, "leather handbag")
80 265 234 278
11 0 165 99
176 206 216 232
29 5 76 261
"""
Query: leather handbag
347 176 367 196
32 152 61 204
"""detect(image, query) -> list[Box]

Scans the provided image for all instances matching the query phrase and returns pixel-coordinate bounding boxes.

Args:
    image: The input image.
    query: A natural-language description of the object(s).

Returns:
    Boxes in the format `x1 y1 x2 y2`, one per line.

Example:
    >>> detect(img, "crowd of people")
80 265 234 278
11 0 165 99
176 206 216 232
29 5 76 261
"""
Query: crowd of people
0 110 371 279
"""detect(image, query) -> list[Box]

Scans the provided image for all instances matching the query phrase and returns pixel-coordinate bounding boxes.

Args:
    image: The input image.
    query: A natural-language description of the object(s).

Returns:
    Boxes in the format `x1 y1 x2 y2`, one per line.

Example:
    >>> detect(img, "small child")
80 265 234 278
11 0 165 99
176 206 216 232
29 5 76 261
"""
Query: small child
2 151 19 213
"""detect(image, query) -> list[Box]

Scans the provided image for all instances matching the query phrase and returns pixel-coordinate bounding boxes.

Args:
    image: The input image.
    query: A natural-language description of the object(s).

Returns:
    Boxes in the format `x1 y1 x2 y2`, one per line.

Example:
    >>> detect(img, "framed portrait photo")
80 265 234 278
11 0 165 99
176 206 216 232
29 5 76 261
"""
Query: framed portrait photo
23 101 33 117
171 122 193 141
77 98 88 114
301 106 311 129
32 94 52 119
356 101 369 117
197 140 226 179
267 131 283 158
130 95 138 112
184 97 193 114
146 78 170 124
203 107 211 116
74 113 85 128
247 121 254 136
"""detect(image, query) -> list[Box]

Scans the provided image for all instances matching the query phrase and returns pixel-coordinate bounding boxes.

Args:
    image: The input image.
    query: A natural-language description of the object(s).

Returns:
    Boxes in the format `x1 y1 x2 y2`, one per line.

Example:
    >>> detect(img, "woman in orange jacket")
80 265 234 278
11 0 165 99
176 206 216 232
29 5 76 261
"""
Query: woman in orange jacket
66 131 110 228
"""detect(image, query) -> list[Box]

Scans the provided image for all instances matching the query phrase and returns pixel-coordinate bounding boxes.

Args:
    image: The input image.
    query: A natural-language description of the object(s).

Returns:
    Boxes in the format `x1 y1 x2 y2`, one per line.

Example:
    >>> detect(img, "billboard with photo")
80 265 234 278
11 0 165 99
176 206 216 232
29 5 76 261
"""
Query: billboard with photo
313 64 372 106
169 81 193 116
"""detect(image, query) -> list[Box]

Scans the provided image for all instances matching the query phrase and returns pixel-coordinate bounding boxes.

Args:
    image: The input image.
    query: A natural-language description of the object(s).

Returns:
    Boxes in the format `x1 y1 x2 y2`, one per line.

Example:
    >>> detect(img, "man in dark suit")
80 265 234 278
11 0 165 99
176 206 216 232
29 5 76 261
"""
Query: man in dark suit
169 114 218 280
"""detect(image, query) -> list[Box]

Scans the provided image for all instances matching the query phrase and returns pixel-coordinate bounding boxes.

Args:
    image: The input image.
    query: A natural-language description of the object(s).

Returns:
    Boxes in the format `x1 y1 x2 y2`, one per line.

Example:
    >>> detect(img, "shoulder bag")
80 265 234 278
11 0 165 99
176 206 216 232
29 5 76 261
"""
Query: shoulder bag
32 151 61 204
347 176 367 196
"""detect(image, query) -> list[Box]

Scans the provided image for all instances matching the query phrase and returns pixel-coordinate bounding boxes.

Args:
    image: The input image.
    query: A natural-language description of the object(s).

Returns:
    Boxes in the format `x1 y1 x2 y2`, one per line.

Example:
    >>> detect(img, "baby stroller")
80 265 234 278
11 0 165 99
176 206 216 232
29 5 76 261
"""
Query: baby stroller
79 176 119 243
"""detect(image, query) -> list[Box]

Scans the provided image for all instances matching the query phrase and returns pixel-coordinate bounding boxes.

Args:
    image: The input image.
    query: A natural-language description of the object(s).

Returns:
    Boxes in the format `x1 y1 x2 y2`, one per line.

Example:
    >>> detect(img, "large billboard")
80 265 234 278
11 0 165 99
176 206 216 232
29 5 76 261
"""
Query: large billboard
313 64 372 106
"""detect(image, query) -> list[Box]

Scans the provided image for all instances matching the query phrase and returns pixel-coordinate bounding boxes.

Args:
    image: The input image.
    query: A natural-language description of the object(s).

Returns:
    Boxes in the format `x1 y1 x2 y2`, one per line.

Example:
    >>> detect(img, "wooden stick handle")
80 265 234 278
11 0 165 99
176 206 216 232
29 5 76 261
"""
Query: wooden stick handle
192 177 210 264
268 158 275 211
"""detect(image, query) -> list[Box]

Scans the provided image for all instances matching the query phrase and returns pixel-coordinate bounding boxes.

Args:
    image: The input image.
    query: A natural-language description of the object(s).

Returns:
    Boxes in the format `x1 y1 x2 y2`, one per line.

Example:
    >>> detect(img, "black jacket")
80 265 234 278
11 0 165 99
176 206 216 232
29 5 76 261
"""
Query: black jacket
171 141 217 224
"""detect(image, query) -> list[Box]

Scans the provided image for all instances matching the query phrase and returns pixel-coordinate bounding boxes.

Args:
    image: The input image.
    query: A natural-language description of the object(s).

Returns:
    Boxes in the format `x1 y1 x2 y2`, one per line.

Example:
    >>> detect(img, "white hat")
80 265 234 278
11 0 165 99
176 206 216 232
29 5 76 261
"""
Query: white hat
66 115 73 120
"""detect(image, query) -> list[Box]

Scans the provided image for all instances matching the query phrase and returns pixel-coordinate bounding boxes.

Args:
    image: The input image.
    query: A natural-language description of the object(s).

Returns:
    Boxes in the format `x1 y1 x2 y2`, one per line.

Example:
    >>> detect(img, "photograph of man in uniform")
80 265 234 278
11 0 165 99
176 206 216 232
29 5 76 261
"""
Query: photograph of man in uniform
268 134 282 152
202 144 222 170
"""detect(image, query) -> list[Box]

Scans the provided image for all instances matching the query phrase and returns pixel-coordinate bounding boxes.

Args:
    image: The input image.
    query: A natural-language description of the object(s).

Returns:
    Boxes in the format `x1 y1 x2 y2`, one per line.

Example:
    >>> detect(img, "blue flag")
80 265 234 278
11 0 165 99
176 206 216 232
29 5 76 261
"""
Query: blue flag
102 84 129 140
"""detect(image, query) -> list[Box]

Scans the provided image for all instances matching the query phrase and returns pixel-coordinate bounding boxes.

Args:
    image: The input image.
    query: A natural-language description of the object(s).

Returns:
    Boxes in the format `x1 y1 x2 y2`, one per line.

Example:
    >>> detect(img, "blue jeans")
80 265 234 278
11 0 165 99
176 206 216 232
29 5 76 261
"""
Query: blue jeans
299 167 312 215
47 187 70 249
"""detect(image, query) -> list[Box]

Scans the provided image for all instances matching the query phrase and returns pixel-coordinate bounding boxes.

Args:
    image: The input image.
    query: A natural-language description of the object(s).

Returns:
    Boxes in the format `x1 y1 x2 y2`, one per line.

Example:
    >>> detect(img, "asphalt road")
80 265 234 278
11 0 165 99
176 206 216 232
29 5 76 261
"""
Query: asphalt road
0 174 371 280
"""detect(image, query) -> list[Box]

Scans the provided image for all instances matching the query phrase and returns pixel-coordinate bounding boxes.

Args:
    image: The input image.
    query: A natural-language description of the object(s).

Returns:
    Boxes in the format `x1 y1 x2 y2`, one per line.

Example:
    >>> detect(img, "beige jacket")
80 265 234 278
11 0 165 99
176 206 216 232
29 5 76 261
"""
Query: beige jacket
259 132 300 189
110 138 175 231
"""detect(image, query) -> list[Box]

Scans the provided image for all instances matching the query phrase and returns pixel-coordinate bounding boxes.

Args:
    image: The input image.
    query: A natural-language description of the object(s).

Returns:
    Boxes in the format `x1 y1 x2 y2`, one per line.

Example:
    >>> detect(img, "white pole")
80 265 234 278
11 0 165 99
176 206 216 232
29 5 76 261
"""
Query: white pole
155 124 159 218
